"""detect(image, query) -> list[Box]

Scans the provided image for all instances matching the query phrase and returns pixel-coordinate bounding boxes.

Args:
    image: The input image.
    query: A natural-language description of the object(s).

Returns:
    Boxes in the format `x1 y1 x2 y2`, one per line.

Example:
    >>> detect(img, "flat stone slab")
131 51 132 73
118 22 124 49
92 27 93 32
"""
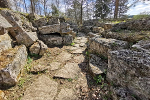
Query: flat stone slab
73 55 85 63
56 88 77 100
30 65 49 73
22 75 58 100
50 62 61 71
73 44 80 47
56 51 72 63
71 48 86 54
54 63 80 79
89 54 108 75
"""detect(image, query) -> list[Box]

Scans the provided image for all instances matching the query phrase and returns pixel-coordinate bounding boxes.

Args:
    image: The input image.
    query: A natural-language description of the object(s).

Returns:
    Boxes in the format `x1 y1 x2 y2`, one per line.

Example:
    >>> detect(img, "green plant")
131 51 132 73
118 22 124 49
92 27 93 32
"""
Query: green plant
29 53 40 58
25 56 33 72
94 75 104 84
67 78 73 82
71 42 75 46
18 78 25 87
86 51 90 57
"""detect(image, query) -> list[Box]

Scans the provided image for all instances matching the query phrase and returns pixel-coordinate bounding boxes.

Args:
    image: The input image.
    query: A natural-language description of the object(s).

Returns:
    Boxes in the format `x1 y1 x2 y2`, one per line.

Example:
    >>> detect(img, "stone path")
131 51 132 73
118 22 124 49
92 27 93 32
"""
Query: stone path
21 33 89 100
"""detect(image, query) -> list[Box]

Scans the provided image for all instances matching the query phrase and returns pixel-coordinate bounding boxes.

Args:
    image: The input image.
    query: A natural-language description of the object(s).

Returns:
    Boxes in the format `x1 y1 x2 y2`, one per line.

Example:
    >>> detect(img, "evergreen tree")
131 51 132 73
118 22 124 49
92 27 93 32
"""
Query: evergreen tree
94 0 111 19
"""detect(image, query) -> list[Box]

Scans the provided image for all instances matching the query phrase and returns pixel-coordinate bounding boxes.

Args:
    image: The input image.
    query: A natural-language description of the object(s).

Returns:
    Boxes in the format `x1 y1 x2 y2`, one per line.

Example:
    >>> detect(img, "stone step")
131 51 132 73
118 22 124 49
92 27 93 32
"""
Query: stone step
0 45 27 86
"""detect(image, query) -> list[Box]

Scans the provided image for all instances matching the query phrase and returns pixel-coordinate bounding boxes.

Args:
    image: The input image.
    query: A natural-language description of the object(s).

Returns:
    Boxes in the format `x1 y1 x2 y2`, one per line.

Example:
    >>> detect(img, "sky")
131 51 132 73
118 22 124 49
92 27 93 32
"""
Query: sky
126 0 150 15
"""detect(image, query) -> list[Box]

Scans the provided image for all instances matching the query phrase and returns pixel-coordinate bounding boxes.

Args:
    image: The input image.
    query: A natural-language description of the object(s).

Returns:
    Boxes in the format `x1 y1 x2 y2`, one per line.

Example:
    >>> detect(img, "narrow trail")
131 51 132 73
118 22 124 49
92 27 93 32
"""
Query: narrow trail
5 33 94 100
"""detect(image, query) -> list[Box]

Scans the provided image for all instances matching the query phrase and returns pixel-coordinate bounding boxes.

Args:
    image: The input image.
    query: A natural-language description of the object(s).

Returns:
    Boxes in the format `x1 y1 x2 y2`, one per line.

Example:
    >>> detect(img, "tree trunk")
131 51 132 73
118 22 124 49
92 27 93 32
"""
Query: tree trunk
0 0 10 9
114 0 119 19
30 0 35 13
80 0 83 25
24 0 27 13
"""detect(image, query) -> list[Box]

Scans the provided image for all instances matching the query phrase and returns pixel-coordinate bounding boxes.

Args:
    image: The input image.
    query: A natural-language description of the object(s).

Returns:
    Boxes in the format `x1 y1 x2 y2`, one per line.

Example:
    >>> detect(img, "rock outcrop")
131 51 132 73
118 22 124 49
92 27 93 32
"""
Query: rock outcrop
16 32 38 47
89 54 107 76
89 37 128 57
111 17 150 31
107 49 150 100
0 33 12 54
0 45 27 86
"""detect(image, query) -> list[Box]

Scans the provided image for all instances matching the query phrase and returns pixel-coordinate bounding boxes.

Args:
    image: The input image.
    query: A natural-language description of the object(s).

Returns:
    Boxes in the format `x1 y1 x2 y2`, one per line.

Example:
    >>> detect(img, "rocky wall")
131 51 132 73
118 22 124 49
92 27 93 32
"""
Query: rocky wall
89 37 128 57
107 49 150 100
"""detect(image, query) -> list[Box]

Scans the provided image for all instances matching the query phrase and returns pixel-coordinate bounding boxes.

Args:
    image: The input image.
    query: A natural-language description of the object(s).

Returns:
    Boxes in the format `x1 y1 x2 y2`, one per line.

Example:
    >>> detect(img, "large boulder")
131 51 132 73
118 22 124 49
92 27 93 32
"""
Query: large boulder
38 24 60 34
111 17 150 31
62 35 73 45
0 13 12 35
29 40 48 55
47 17 60 25
16 32 38 47
39 34 73 46
89 54 107 76
0 10 36 38
33 18 47 27
39 34 63 46
89 37 128 57
38 40 48 55
107 49 150 100
0 45 27 86
29 42 40 55
92 26 104 33
101 30 150 43
0 33 12 54
132 39 150 53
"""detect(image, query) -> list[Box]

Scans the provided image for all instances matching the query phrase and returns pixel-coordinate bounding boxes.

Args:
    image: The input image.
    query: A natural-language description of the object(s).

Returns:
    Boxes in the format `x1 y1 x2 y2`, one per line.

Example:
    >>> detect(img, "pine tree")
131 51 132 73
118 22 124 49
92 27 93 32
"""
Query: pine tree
94 0 111 19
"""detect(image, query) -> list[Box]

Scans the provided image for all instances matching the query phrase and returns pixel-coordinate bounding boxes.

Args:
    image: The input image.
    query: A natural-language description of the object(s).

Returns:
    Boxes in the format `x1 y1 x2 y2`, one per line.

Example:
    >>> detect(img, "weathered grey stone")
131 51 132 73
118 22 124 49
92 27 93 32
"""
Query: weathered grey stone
112 17 150 31
0 14 12 35
0 33 12 54
33 18 47 27
54 63 80 79
132 39 150 53
111 87 136 100
37 40 48 55
1 10 35 37
16 32 38 47
63 35 73 45
107 49 150 100
29 42 40 55
39 34 63 46
89 37 128 57
50 62 61 71
88 32 99 38
93 26 104 33
60 23 70 30
61 29 72 35
22 75 58 100
38 24 60 34
89 54 107 75
56 88 77 100
70 31 76 39
47 17 60 25
27 13 41 21
0 40 12 54
30 65 49 73
101 30 150 43
79 26 92 33
0 45 27 86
